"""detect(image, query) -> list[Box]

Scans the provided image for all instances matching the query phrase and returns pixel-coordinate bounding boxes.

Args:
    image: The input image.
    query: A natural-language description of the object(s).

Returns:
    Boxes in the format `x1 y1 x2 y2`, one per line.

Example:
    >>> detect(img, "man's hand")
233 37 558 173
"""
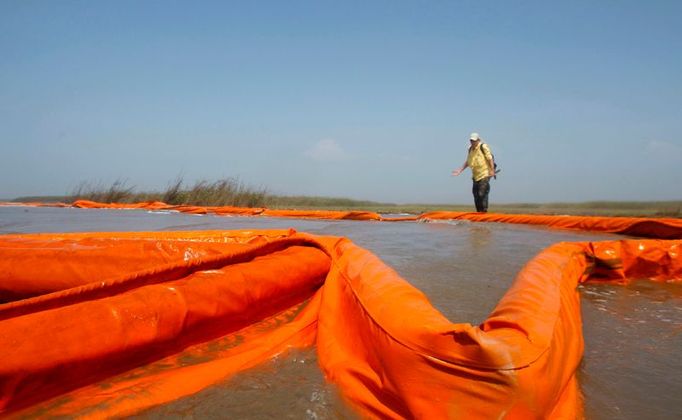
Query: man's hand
451 169 463 176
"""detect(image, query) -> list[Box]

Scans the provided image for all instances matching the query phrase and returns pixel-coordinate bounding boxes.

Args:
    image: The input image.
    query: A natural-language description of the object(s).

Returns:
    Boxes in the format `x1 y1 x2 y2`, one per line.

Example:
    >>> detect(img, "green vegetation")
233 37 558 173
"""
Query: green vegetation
159 178 269 208
70 179 137 204
488 201 682 218
10 178 681 218
267 195 393 210
63 178 270 208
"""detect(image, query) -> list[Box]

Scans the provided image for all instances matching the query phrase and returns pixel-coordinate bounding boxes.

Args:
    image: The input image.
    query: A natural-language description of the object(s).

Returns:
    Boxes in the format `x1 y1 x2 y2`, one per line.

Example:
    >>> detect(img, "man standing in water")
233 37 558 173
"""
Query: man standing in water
451 132 496 213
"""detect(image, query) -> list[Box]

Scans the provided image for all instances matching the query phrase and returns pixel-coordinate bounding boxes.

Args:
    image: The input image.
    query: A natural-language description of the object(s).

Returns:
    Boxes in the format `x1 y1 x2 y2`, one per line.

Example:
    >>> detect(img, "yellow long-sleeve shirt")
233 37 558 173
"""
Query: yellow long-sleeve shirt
466 144 494 182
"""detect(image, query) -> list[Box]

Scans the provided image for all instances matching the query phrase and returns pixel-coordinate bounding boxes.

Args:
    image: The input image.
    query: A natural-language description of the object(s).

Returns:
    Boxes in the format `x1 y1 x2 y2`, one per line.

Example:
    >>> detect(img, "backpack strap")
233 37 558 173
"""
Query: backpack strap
479 143 499 178
479 143 491 159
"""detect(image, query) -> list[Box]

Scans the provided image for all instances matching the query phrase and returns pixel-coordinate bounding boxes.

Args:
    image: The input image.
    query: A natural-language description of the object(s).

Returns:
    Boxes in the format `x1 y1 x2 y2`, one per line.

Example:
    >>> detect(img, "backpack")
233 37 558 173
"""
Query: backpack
479 143 500 178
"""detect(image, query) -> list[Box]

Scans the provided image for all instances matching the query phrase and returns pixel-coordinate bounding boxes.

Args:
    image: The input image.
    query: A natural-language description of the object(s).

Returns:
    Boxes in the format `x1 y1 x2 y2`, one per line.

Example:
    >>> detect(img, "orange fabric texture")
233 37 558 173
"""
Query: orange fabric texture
1 226 680 418
418 211 682 239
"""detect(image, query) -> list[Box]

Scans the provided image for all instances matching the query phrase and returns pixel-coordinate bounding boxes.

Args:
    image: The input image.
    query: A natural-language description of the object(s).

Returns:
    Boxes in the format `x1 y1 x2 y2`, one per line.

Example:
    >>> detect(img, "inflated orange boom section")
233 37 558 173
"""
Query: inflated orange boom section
1 225 680 418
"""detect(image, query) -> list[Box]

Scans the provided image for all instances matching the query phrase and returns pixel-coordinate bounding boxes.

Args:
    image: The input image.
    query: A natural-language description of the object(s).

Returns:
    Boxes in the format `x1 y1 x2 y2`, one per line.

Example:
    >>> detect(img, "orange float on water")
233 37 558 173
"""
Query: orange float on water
1 223 680 418
417 211 682 239
3 200 682 238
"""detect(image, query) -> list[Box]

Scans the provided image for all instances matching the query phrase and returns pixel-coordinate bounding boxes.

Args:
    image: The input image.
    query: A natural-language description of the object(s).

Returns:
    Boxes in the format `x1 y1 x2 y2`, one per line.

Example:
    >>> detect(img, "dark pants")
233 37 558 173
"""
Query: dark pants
472 177 490 212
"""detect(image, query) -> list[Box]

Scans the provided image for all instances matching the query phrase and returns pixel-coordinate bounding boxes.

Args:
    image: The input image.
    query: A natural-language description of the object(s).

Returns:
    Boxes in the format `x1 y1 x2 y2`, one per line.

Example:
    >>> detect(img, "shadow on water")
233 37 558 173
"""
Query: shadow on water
2 207 680 419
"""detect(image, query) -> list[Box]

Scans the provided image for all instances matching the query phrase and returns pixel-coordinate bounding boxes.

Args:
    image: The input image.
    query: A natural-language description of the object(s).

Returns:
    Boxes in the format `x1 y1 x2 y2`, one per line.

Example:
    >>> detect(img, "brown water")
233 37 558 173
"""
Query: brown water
2 207 680 419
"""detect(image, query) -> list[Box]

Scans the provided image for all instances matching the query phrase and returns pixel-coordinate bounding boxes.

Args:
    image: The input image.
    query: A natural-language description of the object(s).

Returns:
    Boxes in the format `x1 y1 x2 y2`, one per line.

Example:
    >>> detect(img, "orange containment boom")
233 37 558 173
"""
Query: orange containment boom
1 229 680 418
417 211 682 239
4 200 682 238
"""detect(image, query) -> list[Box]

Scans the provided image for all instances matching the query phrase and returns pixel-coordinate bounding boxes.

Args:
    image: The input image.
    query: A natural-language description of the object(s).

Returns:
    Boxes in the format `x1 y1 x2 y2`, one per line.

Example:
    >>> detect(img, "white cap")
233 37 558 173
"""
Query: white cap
469 132 480 141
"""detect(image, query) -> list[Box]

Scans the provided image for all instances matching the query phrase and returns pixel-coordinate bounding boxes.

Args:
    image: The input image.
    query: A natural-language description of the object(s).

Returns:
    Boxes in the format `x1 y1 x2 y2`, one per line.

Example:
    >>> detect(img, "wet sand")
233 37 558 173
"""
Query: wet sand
2 206 680 419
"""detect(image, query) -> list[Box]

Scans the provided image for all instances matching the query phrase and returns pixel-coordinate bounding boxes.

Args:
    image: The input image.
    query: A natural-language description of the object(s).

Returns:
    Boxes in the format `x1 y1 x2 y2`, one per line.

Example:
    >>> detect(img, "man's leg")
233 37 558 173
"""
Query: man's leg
478 178 490 212
472 181 483 212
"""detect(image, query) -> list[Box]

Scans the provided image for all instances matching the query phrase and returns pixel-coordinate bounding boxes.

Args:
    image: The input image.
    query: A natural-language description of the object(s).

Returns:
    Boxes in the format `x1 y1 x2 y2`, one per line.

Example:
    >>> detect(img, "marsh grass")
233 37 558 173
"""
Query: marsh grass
179 179 269 208
66 177 269 207
70 179 136 204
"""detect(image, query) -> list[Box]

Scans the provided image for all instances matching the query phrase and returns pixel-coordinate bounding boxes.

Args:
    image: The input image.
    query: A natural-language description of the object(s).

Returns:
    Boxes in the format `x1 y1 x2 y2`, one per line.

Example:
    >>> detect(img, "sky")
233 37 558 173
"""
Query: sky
1 0 681 204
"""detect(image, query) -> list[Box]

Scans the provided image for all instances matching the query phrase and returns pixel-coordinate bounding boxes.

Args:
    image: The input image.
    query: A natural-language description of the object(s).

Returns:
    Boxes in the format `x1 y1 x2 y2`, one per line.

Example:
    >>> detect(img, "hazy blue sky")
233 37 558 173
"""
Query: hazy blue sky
1 1 680 204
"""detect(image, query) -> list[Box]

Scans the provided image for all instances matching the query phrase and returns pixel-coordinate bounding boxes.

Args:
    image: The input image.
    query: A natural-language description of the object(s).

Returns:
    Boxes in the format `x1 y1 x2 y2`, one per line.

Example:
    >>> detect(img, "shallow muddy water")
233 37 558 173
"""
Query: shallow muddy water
2 206 680 419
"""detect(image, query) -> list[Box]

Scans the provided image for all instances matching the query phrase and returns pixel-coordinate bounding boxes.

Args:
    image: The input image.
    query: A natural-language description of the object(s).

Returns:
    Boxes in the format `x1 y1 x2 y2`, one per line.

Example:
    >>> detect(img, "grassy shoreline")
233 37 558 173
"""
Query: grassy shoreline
10 179 681 218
